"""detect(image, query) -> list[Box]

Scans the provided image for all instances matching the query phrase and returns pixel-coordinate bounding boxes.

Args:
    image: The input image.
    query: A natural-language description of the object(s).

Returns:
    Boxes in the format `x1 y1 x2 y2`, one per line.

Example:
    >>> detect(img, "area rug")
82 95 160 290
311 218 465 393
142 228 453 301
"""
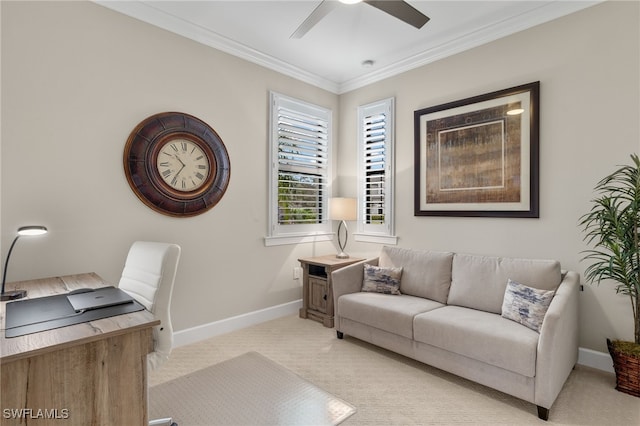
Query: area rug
149 351 356 425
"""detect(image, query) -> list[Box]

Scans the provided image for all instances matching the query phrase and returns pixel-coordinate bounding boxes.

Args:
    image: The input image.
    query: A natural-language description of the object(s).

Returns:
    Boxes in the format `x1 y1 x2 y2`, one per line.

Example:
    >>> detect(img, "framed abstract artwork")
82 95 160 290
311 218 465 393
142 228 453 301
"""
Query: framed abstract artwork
414 81 539 217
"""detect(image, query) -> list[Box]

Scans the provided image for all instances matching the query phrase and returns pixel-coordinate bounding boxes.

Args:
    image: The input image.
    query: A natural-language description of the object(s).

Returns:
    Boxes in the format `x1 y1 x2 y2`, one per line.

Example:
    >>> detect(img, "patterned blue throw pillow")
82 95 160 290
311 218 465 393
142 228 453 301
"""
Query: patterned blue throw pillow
362 264 403 295
501 279 555 332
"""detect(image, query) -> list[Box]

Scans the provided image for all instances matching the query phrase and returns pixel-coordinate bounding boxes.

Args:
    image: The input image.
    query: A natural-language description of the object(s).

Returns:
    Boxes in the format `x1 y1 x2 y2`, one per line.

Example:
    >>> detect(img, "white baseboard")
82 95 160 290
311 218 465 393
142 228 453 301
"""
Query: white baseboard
578 347 614 373
173 299 302 348
173 300 614 375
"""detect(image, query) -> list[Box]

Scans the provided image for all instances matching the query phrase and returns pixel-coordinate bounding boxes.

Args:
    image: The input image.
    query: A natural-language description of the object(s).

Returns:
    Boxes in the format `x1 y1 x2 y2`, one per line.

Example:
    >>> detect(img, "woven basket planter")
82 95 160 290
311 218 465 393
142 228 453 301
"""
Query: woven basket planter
607 339 640 397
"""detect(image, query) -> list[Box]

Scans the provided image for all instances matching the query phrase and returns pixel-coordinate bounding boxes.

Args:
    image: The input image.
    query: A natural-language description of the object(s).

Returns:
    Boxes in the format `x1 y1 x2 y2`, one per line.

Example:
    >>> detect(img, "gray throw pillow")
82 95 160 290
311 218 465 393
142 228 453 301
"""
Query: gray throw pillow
501 279 554 332
362 263 403 295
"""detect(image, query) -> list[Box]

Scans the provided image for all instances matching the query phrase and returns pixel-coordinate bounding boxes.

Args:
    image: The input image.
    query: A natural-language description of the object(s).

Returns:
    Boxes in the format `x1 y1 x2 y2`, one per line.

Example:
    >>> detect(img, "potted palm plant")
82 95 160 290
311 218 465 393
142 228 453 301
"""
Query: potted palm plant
580 153 640 397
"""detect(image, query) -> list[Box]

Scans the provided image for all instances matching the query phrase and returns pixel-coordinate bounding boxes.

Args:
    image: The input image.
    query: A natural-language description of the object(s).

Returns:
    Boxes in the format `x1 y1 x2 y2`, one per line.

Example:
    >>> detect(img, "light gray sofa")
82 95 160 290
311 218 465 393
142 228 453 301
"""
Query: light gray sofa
332 246 579 421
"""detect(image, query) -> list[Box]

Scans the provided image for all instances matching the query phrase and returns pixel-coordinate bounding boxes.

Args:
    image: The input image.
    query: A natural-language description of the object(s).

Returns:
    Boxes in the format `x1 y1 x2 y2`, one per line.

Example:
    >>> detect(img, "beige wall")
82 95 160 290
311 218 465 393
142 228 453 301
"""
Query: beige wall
340 1 640 352
1 1 638 353
1 1 338 331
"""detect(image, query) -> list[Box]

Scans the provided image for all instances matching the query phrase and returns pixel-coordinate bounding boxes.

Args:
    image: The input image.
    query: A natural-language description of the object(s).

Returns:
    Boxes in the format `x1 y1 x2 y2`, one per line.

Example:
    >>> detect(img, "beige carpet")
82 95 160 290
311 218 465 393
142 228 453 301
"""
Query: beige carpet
150 315 640 425
150 351 356 425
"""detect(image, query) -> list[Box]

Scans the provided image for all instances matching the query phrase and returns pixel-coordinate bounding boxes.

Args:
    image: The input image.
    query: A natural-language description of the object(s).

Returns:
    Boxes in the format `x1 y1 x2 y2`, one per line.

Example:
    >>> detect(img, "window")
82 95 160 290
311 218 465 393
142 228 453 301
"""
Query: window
266 92 332 246
355 97 397 244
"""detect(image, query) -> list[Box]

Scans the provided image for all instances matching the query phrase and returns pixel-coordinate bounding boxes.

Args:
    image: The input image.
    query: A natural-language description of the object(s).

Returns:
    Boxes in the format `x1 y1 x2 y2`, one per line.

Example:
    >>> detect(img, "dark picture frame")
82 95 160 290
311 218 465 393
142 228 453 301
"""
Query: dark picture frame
414 81 539 217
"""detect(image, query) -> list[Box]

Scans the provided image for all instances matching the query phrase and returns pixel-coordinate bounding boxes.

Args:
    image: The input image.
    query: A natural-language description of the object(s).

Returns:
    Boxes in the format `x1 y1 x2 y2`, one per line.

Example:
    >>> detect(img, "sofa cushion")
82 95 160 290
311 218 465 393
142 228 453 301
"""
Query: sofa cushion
378 246 453 303
362 264 402 295
501 279 555 332
413 306 540 377
337 292 445 339
448 253 561 314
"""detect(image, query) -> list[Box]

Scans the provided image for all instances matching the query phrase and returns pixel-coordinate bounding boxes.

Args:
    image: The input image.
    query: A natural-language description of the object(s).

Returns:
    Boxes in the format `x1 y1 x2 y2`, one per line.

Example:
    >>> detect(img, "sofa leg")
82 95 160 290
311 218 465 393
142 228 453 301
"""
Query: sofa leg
537 406 549 421
336 331 344 339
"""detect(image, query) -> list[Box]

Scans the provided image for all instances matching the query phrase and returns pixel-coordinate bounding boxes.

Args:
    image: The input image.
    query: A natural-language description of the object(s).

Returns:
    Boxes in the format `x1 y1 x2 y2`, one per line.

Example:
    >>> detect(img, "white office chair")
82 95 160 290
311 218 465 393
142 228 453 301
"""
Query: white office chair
118 241 181 426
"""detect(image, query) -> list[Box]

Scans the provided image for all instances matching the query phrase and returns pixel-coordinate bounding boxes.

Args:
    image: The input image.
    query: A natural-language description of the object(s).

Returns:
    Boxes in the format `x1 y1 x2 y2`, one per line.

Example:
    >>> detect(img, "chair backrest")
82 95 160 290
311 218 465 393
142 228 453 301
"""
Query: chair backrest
118 241 181 370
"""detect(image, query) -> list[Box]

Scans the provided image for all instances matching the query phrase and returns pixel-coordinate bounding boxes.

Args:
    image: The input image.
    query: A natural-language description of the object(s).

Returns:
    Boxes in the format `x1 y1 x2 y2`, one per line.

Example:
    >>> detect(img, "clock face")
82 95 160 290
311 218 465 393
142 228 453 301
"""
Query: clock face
123 112 231 217
156 138 211 192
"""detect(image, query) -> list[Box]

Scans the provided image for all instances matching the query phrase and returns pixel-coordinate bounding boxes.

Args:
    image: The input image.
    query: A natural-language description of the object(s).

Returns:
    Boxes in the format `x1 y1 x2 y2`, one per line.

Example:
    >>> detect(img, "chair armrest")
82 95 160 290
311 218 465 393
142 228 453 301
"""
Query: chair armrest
332 258 378 310
534 270 580 409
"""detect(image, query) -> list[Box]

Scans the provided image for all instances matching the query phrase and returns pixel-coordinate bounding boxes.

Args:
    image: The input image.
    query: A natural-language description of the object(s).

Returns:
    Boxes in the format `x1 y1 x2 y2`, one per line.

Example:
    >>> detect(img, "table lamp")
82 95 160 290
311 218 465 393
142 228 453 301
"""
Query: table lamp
1 225 48 301
330 198 357 259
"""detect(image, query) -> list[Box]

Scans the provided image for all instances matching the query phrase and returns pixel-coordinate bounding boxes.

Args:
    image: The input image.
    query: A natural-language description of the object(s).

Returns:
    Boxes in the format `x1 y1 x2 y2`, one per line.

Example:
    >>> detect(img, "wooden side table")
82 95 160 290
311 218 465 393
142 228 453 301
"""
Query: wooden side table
298 255 364 328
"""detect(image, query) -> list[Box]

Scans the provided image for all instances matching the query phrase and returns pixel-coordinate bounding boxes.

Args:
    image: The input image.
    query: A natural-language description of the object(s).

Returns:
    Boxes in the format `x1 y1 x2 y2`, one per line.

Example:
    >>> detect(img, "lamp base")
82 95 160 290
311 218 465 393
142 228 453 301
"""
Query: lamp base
336 220 351 260
1 289 27 301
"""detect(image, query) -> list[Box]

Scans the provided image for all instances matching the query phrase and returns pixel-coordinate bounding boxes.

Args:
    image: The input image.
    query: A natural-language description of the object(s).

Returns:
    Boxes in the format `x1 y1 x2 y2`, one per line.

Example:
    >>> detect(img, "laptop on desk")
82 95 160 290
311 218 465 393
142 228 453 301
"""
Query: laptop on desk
66 286 134 312
5 287 144 338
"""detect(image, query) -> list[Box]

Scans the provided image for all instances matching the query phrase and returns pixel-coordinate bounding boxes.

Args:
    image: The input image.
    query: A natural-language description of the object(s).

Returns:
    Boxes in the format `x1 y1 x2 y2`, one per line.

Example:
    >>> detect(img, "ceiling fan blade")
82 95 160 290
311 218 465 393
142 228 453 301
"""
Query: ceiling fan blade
364 0 430 29
291 0 340 39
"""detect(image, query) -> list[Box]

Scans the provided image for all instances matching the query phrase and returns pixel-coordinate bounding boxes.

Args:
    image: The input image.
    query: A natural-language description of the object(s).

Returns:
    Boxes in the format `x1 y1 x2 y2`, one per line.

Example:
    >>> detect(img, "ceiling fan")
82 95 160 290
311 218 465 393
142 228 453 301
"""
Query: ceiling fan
291 0 430 39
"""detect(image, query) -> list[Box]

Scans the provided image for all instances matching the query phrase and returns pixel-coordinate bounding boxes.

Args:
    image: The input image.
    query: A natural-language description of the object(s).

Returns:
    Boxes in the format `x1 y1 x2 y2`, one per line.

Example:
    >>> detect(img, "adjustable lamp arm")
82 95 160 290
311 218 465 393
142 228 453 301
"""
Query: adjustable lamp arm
1 234 22 296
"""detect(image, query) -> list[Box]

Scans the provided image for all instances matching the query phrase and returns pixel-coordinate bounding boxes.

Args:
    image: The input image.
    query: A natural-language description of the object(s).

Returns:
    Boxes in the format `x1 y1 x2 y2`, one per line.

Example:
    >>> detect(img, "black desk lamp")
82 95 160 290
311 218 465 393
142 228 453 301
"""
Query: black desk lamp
1 225 48 301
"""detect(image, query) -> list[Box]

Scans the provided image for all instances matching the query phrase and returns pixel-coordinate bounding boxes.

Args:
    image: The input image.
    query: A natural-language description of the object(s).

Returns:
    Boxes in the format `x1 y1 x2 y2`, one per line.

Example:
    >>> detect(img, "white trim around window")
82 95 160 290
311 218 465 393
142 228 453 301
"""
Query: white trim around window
354 97 398 245
265 92 333 246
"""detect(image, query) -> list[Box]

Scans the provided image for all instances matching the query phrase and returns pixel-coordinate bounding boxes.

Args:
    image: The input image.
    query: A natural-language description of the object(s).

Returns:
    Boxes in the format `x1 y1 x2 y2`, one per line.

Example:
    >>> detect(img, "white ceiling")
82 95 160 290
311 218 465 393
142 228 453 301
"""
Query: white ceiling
95 0 601 94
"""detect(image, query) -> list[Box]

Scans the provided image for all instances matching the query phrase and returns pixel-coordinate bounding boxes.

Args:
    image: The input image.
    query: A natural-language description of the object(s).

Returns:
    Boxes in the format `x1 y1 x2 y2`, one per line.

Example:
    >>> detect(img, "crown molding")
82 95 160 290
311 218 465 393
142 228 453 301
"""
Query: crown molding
94 0 341 93
337 0 602 93
95 1 602 95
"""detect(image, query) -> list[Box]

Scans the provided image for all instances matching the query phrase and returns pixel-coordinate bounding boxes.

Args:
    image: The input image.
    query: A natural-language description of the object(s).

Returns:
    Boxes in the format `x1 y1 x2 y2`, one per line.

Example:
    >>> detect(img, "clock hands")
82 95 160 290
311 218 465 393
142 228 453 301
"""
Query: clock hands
175 157 186 177
158 140 210 191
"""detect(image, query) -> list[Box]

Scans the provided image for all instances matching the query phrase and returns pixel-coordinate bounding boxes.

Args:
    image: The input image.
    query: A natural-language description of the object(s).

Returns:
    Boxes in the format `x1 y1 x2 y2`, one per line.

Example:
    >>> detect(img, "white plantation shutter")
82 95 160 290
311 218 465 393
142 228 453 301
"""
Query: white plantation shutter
278 109 327 173
267 92 332 245
356 98 397 244
277 107 328 224
364 112 387 225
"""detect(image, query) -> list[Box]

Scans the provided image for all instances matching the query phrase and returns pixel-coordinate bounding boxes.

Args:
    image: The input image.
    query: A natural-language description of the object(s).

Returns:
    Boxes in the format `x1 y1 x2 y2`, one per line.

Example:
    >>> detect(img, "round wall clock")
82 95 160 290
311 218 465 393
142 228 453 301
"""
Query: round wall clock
123 112 230 217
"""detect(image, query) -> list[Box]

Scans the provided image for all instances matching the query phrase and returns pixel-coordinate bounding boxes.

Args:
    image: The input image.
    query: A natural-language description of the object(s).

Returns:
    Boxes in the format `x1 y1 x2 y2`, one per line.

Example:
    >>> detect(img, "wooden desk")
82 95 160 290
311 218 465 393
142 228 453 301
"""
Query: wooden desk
0 273 159 425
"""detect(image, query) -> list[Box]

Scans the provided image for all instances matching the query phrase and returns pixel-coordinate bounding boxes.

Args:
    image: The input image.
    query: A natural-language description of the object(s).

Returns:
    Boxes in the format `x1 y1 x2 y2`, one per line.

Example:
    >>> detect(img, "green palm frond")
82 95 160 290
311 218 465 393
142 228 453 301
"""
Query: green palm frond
580 154 640 344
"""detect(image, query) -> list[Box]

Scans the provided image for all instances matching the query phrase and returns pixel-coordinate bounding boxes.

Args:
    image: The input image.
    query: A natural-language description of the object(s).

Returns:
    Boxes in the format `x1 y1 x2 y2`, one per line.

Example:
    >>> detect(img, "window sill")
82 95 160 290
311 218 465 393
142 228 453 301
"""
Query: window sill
353 233 398 245
264 232 333 247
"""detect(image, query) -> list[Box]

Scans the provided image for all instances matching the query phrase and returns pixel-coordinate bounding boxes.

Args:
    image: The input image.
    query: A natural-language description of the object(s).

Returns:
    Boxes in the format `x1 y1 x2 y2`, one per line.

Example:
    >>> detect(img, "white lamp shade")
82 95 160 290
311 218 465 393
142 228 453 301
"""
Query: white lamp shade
330 198 357 221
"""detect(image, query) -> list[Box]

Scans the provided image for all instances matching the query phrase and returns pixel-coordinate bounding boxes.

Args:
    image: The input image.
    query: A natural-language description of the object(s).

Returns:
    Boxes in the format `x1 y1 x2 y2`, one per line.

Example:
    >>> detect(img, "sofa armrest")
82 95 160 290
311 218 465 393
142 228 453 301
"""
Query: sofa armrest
332 258 378 314
534 270 580 409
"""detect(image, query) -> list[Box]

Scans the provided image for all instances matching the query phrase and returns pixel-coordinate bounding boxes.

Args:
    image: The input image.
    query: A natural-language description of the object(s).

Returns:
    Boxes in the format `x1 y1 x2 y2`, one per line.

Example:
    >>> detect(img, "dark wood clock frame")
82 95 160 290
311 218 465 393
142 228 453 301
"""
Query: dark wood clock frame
123 112 230 217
